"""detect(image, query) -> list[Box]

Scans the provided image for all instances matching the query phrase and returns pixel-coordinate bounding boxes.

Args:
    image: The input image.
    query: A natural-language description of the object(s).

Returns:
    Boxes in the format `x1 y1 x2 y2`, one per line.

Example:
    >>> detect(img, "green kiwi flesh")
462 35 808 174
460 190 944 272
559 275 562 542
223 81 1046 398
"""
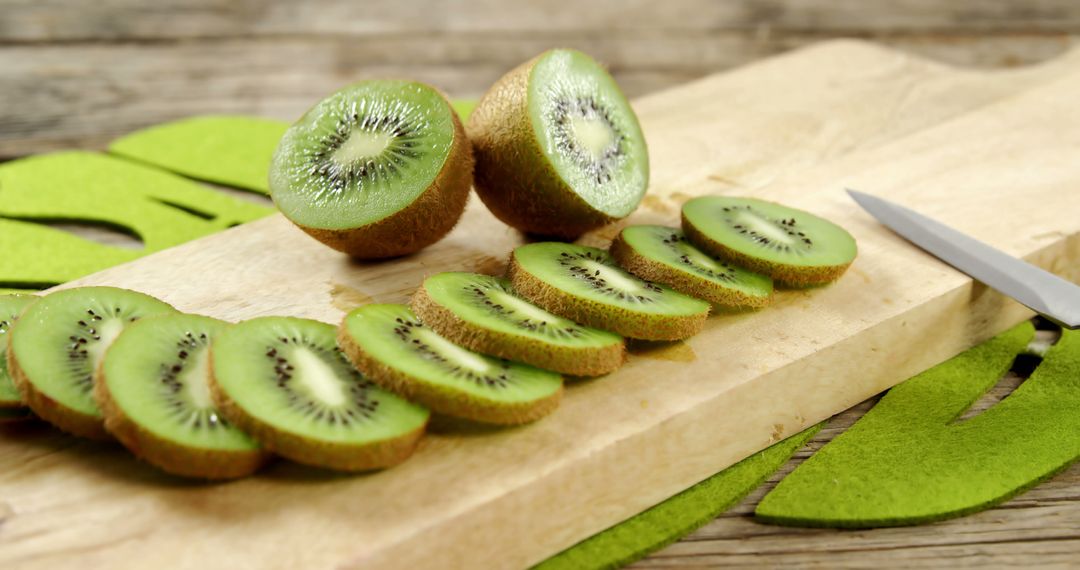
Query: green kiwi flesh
610 225 773 309
411 272 625 376
468 49 649 238
8 287 177 439
339 304 564 425
682 196 857 287
210 316 428 471
270 79 473 258
95 314 269 479
509 242 710 341
0 294 35 410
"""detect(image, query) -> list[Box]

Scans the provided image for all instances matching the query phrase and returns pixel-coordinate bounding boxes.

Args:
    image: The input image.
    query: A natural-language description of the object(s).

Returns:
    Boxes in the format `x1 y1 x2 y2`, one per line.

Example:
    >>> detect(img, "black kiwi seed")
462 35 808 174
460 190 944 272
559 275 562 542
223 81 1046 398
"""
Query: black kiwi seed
557 250 662 303
390 316 511 389
156 330 230 430
660 231 740 283
462 282 584 338
720 205 815 254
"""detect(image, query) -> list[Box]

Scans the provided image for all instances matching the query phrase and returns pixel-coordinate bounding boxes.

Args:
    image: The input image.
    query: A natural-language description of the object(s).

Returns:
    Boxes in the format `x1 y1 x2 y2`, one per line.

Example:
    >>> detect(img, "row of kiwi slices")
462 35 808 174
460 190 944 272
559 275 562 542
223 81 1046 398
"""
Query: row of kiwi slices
0 194 854 480
269 48 650 258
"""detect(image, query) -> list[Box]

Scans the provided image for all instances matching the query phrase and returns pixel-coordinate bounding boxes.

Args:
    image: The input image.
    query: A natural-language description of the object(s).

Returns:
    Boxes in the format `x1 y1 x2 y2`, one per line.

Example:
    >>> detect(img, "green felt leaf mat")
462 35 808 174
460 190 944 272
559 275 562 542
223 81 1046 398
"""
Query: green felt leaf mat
535 425 822 570
757 322 1080 527
0 151 271 291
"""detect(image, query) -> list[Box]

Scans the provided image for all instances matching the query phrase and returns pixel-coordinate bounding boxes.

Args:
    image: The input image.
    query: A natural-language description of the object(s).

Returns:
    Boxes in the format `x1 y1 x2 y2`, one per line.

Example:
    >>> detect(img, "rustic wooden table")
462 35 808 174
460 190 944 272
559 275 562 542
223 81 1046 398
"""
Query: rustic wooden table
1 1 1078 567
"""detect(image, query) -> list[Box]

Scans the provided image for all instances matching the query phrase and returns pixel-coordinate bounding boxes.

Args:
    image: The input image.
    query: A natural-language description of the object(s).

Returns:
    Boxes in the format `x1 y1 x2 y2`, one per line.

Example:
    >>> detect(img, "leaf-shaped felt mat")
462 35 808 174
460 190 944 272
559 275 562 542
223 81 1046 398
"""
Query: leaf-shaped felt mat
0 151 271 291
756 322 1080 527
535 425 821 570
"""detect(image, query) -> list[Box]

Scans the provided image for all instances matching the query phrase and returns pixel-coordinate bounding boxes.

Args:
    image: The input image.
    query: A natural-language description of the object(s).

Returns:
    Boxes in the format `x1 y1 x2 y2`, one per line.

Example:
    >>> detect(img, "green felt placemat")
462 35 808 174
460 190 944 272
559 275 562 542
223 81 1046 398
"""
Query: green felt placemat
536 425 821 570
757 322 1080 527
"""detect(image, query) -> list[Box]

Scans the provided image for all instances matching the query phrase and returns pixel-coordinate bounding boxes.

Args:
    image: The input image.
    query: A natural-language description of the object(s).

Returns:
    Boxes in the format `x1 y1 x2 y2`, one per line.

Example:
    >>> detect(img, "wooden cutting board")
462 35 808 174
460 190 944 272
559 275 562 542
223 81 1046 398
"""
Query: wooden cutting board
3 40 1080 569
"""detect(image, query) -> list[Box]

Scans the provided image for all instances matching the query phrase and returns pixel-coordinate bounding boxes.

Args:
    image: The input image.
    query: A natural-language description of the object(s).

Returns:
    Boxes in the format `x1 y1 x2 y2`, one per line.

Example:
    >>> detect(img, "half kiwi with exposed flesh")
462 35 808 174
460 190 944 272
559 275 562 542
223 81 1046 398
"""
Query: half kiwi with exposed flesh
339 304 564 425
210 316 429 472
610 225 773 309
7 287 177 439
509 242 710 341
468 49 648 238
270 79 474 258
411 272 625 377
681 196 857 287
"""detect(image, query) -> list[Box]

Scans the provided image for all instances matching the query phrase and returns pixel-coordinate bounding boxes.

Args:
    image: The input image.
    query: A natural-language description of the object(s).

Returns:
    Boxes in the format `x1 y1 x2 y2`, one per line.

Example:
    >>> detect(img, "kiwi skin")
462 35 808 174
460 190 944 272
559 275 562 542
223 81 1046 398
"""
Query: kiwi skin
508 253 708 342
206 349 426 472
7 342 111 440
284 88 475 259
92 361 272 480
410 285 626 377
337 323 563 425
468 51 624 239
681 211 853 288
609 230 773 309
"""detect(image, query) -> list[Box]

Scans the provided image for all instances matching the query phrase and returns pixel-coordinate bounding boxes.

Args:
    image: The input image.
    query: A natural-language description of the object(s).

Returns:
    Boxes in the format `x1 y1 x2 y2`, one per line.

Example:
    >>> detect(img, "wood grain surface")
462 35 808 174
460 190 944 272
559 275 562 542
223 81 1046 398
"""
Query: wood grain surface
2 40 1079 569
1 0 1079 158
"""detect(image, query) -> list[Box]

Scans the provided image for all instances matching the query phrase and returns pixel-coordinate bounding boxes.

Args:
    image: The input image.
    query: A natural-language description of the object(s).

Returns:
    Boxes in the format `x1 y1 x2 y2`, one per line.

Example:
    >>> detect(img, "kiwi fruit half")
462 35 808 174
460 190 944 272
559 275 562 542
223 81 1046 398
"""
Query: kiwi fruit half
270 79 473 258
210 316 428 471
682 196 857 287
509 242 710 341
610 225 773 309
7 287 177 439
411 272 625 376
0 294 35 416
339 304 563 425
94 314 269 479
468 49 648 238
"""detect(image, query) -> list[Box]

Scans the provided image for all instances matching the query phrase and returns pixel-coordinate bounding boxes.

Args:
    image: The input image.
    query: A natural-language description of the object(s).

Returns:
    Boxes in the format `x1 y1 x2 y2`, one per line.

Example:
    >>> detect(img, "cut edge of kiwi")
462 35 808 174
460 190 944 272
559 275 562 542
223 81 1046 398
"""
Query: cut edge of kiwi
338 305 564 426
609 226 774 310
410 276 626 377
508 244 710 342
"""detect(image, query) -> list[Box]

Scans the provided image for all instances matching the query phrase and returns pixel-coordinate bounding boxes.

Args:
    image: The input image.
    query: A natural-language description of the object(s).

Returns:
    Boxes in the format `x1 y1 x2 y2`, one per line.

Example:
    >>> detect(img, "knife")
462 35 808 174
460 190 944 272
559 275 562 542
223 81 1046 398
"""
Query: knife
846 189 1080 330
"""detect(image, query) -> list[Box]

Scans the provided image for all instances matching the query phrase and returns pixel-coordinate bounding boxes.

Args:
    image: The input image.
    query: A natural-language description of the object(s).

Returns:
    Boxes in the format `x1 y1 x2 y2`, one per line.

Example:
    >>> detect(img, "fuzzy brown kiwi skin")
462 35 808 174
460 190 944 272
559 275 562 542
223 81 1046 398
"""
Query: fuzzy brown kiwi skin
680 212 853 288
91 361 271 480
467 51 621 239
410 285 625 377
7 336 110 440
337 323 563 425
609 231 773 310
508 253 708 342
287 92 475 259
206 346 425 472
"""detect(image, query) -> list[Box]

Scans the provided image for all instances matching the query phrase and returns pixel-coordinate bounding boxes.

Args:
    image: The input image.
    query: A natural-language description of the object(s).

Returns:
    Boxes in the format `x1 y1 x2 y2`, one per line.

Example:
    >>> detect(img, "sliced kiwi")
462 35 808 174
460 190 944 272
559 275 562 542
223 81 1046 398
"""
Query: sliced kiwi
7 287 177 439
468 49 648 238
411 272 625 376
509 242 710 341
94 314 269 479
210 316 428 471
0 294 36 414
610 225 774 309
682 196 857 287
339 304 564 425
270 79 474 258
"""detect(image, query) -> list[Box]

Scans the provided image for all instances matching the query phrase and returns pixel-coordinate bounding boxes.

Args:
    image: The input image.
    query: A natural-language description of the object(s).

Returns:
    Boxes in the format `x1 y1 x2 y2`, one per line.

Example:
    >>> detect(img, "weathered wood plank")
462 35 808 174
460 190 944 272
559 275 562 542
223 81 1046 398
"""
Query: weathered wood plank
2 0 1080 41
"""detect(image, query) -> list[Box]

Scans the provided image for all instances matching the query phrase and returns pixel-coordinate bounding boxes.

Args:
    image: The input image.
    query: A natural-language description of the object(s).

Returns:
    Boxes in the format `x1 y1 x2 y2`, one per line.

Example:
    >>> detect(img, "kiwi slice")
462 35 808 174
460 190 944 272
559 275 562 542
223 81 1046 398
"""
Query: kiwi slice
7 287 177 439
682 196 857 287
0 294 36 415
339 304 564 425
610 225 774 309
509 242 710 341
411 272 625 377
94 314 269 479
468 49 648 238
270 79 473 259
210 316 428 471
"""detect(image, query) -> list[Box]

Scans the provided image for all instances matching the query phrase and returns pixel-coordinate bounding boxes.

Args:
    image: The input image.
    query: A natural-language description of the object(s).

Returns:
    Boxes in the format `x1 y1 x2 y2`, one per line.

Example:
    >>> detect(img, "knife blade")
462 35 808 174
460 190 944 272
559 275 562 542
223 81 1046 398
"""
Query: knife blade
846 189 1080 330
